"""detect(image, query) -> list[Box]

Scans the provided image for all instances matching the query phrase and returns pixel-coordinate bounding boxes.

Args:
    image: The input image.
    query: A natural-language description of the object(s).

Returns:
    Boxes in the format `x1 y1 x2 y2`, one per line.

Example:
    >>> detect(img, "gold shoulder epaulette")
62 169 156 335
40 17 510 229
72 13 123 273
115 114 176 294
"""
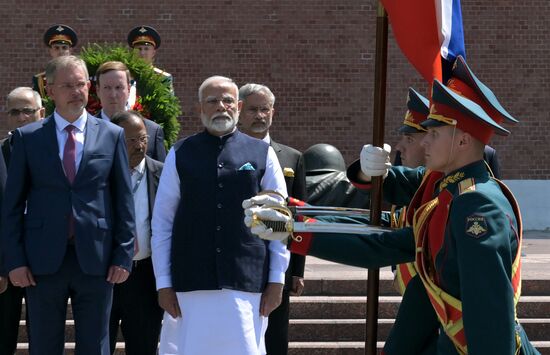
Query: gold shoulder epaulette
153 67 171 77
458 178 476 194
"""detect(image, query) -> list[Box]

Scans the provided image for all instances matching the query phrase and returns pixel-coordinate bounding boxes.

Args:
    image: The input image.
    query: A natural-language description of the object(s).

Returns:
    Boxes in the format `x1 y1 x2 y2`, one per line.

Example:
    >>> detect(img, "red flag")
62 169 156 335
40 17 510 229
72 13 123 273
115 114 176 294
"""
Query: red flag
381 0 466 84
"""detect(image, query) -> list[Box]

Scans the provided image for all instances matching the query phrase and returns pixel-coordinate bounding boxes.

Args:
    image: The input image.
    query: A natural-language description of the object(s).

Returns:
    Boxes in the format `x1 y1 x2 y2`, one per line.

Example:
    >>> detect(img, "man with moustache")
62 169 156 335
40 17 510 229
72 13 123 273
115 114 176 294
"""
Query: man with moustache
238 83 306 355
151 76 289 354
1 55 135 355
109 111 164 355
95 61 166 162
0 87 45 355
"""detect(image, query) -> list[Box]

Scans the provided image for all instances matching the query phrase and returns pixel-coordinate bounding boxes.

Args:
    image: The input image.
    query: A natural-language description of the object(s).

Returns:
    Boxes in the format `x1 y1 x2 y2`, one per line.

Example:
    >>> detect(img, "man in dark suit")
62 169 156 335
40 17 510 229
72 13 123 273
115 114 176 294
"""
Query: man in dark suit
1 55 135 355
239 83 306 355
0 87 45 355
109 110 164 355
95 61 166 162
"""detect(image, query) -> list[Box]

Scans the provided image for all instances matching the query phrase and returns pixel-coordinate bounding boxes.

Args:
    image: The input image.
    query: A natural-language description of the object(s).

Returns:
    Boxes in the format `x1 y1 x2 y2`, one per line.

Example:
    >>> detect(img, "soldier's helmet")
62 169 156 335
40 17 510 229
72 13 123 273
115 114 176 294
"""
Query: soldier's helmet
303 143 346 175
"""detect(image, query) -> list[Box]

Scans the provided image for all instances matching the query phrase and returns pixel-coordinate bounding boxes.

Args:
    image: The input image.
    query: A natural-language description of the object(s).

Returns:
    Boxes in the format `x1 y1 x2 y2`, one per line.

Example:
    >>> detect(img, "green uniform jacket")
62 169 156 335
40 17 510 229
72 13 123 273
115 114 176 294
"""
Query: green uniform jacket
305 161 538 354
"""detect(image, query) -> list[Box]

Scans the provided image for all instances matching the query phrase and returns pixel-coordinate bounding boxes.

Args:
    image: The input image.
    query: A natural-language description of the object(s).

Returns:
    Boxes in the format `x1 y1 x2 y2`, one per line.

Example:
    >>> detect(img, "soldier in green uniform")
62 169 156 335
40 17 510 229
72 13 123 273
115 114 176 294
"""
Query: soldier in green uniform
127 25 174 93
32 24 78 98
244 79 540 354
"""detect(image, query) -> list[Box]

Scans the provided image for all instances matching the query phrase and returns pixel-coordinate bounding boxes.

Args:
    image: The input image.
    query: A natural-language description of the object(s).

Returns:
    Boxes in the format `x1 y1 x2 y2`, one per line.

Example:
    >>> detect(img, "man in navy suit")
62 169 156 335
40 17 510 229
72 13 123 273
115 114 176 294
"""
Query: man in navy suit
1 55 135 355
95 61 166 162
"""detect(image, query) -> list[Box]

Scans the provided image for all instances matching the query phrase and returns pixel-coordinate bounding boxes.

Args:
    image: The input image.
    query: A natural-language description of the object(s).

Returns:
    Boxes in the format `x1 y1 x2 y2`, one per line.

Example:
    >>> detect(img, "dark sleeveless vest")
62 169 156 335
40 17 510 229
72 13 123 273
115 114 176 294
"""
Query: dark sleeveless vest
171 129 270 292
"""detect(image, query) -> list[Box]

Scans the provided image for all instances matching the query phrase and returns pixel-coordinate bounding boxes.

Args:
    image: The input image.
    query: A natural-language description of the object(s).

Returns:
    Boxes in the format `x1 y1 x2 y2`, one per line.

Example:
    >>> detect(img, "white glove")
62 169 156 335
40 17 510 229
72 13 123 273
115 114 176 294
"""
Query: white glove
242 193 285 209
360 144 392 179
244 206 290 241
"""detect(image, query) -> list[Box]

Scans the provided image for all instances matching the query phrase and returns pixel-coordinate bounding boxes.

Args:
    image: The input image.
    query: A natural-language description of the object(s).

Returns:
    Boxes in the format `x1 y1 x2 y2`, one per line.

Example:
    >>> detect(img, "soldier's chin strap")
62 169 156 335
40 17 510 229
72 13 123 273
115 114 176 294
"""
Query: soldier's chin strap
250 191 303 242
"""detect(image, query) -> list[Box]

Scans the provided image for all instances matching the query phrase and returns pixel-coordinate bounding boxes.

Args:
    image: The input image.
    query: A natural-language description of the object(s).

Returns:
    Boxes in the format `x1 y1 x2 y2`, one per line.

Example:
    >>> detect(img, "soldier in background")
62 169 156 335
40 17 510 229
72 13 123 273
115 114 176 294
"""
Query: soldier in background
127 26 174 93
32 24 78 98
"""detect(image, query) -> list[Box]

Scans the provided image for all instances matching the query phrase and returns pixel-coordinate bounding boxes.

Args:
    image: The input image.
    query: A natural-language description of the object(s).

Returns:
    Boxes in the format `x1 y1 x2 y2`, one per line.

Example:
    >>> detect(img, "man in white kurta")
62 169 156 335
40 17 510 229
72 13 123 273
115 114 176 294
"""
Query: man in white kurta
151 76 289 355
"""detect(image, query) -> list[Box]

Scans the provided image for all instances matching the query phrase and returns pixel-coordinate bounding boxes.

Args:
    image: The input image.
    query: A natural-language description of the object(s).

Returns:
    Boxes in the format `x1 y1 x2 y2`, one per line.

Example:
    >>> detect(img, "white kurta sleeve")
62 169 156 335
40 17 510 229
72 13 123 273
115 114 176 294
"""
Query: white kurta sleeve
261 146 290 284
151 148 180 290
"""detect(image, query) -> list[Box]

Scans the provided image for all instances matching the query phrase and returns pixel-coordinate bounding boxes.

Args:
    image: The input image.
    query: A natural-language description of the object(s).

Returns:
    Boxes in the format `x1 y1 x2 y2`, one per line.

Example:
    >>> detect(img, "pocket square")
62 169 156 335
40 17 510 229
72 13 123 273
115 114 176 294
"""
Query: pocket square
238 162 255 171
283 167 295 177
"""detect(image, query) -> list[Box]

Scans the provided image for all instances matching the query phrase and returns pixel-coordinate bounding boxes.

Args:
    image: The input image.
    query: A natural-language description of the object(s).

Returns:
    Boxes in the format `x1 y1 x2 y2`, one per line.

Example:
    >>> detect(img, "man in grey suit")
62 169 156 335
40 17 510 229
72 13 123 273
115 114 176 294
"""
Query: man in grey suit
1 55 135 355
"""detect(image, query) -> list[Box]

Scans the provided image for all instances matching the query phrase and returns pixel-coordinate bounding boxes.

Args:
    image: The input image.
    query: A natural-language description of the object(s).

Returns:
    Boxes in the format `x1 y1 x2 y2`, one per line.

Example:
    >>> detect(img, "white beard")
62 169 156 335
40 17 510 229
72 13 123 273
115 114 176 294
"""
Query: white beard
202 113 238 135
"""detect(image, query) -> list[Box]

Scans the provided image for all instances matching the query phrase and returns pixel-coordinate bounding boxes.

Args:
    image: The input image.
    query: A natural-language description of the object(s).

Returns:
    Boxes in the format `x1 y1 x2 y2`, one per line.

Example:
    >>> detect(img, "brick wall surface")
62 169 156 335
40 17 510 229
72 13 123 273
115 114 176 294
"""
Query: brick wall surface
0 0 548 179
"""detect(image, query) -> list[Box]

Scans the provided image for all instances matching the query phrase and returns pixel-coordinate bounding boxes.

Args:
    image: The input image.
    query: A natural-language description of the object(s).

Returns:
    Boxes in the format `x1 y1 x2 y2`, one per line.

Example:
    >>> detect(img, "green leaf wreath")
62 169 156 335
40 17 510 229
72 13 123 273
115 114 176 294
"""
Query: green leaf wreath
44 43 181 148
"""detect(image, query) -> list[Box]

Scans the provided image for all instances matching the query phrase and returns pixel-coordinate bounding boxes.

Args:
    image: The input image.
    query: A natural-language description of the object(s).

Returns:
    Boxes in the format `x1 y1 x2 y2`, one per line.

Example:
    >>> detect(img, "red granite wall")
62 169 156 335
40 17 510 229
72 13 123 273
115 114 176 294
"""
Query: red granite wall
0 0 548 178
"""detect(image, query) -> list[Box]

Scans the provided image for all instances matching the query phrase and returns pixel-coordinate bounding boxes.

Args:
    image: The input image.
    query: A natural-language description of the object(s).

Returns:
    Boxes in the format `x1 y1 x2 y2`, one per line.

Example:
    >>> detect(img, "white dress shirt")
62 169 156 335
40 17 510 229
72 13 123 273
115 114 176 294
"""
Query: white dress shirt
54 110 87 172
131 158 151 260
151 143 290 290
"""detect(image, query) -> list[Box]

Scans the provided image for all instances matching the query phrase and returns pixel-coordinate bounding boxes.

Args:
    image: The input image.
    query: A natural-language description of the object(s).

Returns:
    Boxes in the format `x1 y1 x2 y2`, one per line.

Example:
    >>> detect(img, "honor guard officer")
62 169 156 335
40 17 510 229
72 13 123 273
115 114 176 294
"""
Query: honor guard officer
32 24 78 98
127 26 174 93
246 79 540 354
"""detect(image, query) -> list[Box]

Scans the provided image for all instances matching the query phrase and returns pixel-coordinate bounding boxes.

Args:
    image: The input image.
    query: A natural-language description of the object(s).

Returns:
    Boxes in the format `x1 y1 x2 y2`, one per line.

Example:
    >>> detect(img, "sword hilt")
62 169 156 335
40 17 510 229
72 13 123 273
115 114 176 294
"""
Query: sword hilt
263 220 289 232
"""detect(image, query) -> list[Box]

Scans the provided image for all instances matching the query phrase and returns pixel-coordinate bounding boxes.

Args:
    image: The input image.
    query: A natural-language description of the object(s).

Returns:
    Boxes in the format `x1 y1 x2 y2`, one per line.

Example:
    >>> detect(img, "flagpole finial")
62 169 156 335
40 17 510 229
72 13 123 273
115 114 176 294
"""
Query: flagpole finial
377 1 386 17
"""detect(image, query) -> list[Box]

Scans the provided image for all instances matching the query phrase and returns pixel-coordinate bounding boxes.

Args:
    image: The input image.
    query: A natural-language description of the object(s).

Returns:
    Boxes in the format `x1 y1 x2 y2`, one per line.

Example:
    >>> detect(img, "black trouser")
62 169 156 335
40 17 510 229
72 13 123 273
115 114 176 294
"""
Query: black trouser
0 281 24 355
109 257 163 355
265 289 290 355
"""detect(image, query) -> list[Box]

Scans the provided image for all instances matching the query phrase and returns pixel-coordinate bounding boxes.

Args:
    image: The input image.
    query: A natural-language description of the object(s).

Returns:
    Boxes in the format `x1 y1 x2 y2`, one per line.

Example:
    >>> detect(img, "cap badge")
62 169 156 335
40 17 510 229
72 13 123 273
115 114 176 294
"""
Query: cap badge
56 26 65 32
139 27 147 33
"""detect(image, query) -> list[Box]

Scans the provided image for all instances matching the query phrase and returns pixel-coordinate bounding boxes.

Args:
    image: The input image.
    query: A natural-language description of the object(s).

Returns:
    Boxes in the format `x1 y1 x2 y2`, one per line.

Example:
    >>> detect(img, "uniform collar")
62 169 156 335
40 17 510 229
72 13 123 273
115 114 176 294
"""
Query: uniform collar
437 160 489 192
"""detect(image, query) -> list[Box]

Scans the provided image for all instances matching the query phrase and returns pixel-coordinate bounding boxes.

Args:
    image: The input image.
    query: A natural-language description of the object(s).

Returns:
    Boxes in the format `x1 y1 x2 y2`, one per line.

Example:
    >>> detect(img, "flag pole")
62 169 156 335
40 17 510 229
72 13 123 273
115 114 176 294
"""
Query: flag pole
366 2 388 354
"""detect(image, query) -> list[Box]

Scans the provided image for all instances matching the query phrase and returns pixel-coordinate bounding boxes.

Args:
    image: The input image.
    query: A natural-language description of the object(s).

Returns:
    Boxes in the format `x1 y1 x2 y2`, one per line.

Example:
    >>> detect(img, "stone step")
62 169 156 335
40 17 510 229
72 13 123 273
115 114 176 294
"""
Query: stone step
303 278 550 297
287 318 550 342
20 291 550 322
287 341 550 355
17 317 550 343
16 320 124 343
290 296 550 319
15 341 550 355
15 343 126 355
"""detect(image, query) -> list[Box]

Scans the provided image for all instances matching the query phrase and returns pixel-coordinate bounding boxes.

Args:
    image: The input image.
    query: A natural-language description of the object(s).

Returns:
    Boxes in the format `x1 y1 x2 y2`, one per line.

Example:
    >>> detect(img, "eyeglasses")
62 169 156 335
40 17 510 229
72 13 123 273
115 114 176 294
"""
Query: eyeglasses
7 108 40 116
204 96 237 107
51 81 88 91
126 135 149 144
245 106 272 114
